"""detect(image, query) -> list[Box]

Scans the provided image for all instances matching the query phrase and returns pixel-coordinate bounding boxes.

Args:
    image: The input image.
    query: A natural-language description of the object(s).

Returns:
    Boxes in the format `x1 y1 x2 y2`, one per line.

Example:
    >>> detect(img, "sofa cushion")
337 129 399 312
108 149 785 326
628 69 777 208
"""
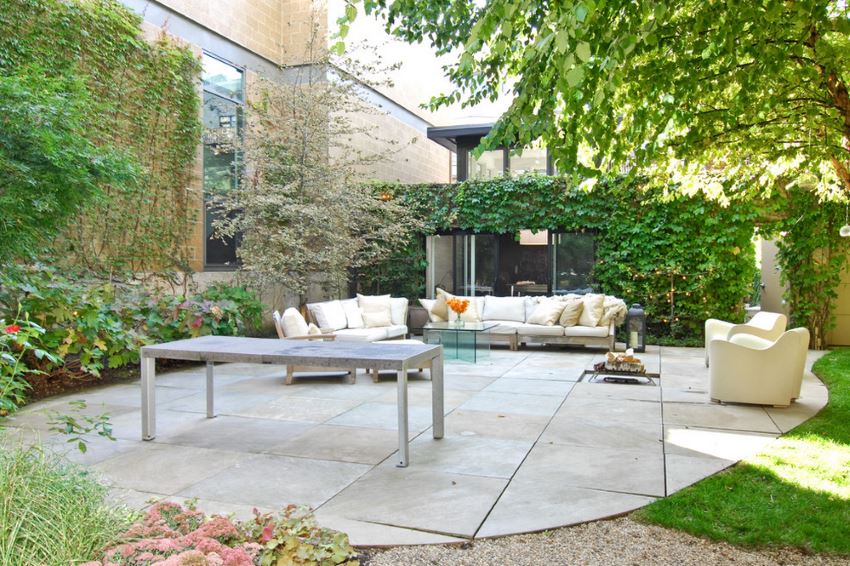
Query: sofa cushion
281 307 309 337
578 294 605 327
558 298 583 327
363 308 392 328
563 325 610 338
527 299 566 326
334 327 389 342
389 298 408 326
517 323 566 337
385 324 408 339
419 298 446 322
482 296 526 322
307 300 348 331
524 296 540 321
307 322 322 335
433 288 451 320
486 320 523 335
341 298 364 329
599 296 628 327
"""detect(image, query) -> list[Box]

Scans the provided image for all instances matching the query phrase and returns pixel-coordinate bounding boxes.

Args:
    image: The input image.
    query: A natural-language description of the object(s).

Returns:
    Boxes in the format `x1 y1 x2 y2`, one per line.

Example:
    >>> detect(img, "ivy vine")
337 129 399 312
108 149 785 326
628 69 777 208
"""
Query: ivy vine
0 0 201 275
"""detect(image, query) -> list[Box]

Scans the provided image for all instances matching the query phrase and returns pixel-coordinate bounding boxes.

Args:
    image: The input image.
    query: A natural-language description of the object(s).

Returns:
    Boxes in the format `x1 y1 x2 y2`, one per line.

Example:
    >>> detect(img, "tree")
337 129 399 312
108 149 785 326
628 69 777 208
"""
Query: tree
212 22 421 306
0 69 136 264
342 0 850 199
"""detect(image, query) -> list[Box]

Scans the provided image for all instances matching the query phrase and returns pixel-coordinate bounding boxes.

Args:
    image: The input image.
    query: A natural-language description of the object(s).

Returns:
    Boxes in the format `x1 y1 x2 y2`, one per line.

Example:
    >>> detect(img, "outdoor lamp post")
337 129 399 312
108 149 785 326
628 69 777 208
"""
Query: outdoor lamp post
626 304 646 353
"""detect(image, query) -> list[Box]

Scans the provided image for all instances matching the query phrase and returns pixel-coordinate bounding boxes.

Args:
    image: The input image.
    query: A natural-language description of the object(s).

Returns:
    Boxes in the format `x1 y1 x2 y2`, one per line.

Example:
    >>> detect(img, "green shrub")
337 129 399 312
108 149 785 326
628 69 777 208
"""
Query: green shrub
0 316 60 416
0 441 132 565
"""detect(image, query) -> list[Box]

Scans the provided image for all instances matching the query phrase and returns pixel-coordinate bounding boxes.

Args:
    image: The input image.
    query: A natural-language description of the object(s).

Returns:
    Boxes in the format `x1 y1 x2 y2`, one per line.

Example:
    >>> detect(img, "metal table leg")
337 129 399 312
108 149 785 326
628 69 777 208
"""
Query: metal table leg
206 361 215 418
431 350 444 439
141 355 156 440
397 361 409 467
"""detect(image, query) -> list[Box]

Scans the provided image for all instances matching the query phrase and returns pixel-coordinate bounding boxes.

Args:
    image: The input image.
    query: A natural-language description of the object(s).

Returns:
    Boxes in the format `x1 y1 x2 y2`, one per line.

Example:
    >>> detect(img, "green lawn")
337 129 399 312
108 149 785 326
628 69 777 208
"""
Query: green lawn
635 348 850 555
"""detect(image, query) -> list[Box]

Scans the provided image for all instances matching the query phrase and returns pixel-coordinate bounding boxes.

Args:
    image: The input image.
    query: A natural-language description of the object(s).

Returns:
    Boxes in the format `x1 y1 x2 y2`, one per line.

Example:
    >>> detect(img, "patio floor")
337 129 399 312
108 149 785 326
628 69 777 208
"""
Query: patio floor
0 345 828 546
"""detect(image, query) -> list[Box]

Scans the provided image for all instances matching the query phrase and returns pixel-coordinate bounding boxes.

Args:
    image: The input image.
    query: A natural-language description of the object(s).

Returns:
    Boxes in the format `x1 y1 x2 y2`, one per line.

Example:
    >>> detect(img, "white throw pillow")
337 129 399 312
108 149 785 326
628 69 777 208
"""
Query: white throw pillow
482 296 526 322
558 299 583 327
281 307 309 337
308 300 348 331
389 297 408 326
578 293 605 327
524 296 540 321
362 308 392 328
419 298 446 323
341 298 364 329
307 322 322 335
527 299 566 326
357 294 392 327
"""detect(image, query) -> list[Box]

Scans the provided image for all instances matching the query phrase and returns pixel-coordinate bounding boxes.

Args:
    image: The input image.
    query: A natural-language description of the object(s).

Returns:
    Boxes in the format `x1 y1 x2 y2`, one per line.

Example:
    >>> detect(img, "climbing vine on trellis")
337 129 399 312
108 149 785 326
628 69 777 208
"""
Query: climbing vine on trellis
365 176 760 340
0 0 201 275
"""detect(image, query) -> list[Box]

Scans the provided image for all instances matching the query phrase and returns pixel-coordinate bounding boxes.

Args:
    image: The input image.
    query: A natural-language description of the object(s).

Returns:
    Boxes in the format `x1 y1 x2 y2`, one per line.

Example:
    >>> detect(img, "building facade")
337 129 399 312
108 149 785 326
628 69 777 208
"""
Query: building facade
121 0 451 273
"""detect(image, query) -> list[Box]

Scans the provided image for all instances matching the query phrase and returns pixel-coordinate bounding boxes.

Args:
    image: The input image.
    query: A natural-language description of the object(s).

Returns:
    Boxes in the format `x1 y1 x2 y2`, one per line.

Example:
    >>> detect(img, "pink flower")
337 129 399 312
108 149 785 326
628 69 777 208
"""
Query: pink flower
259 524 274 543
191 317 203 329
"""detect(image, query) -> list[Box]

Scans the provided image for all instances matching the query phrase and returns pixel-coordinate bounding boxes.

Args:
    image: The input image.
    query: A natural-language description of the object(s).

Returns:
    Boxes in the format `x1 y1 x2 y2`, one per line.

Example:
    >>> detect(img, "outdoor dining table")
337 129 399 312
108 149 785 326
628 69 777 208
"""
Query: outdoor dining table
140 336 444 467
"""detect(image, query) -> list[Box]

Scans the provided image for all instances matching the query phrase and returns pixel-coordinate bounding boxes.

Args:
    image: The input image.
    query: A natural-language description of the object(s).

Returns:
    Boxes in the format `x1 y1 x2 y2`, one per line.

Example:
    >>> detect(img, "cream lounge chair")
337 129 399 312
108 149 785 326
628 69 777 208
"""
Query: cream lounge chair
704 311 787 367
272 308 356 385
709 327 810 407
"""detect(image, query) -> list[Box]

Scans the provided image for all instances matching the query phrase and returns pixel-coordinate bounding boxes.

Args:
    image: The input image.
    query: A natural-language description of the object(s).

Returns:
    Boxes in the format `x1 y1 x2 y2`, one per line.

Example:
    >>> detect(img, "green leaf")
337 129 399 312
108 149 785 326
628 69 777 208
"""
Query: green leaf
566 66 584 88
576 41 591 62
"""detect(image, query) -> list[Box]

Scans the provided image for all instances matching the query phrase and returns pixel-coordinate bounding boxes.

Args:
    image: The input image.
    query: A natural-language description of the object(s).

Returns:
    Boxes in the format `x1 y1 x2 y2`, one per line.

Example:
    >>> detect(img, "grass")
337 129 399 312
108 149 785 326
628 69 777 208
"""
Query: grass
635 348 850 555
0 440 133 565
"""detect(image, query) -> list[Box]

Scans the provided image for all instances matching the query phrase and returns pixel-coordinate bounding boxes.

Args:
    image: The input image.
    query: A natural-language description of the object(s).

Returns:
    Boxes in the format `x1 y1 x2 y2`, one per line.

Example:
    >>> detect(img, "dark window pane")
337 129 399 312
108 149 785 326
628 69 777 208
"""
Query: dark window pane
203 92 241 267
552 233 595 294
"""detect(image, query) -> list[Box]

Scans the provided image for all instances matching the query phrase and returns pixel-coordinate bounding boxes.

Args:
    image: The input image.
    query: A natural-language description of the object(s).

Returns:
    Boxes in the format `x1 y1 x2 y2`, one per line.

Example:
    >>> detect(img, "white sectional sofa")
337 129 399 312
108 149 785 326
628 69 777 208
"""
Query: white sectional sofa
420 291 627 351
305 295 408 342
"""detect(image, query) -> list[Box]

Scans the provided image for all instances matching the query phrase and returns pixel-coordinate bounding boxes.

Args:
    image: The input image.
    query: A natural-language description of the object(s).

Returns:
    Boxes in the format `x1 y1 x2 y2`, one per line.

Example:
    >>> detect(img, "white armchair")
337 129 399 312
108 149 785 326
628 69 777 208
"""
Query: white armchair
272 309 356 385
709 327 810 407
704 311 787 367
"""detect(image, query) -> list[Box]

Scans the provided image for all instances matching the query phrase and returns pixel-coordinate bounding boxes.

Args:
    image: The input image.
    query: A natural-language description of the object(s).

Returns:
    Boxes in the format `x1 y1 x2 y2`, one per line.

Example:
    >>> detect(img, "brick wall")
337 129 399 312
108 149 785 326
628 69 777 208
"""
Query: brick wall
156 0 284 63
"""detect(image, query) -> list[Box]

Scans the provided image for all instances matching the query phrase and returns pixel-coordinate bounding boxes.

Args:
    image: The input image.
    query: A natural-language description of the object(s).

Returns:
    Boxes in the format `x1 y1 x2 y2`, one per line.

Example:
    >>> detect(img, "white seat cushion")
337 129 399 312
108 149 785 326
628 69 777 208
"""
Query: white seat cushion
281 307 309 337
334 327 389 342
563 325 610 338
385 324 408 338
482 296 526 322
517 323 565 337
307 300 348 331
486 320 523 335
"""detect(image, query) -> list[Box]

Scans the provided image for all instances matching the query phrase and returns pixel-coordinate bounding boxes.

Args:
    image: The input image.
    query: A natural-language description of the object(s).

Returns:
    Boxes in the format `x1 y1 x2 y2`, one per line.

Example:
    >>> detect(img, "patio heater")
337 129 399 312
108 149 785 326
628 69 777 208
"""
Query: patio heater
625 304 646 353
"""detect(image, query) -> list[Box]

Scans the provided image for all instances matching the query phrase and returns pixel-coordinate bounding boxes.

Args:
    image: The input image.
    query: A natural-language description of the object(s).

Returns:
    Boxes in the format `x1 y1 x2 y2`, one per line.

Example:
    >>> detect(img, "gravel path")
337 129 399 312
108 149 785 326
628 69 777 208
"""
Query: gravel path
365 517 847 566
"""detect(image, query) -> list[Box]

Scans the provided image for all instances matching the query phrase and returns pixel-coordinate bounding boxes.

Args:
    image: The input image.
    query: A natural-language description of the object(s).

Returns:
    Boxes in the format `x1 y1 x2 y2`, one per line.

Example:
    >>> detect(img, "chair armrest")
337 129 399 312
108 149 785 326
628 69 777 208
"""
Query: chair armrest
284 334 337 341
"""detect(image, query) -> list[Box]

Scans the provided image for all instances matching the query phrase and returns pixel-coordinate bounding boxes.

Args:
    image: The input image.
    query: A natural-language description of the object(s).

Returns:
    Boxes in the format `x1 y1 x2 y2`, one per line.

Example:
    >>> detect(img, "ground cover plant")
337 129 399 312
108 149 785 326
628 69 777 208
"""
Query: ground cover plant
83 501 360 565
0 441 132 565
635 348 850 555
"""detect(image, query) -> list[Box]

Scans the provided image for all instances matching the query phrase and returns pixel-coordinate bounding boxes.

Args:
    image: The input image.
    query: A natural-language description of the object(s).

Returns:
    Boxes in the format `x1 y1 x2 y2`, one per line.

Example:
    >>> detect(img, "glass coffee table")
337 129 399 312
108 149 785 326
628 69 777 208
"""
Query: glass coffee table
423 321 497 363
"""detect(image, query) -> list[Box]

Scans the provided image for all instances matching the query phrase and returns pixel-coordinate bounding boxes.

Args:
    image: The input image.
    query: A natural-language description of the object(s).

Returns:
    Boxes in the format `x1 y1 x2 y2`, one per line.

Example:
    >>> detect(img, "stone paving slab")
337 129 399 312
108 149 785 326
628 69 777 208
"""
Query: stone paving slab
0 345 827 545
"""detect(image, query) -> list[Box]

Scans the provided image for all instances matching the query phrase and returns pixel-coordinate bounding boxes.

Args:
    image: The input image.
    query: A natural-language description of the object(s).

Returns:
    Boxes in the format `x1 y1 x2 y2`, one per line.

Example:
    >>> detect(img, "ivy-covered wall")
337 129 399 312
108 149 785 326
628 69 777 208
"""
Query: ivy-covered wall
362 176 760 341
0 0 201 274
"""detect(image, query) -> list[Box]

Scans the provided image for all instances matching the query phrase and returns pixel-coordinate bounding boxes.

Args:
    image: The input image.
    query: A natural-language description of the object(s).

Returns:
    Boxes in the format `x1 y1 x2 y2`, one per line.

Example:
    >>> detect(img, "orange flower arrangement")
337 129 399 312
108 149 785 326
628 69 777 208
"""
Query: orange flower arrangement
446 297 470 316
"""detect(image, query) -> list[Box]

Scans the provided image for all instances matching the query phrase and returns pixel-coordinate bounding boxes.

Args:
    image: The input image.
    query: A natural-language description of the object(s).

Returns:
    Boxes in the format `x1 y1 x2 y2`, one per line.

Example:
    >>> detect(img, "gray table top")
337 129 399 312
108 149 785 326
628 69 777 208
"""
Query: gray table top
141 336 441 369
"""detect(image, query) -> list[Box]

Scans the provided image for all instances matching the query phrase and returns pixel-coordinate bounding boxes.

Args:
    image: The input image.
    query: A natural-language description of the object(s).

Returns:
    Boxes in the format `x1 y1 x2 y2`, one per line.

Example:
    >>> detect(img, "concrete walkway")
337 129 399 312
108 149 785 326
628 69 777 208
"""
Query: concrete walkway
1 345 828 546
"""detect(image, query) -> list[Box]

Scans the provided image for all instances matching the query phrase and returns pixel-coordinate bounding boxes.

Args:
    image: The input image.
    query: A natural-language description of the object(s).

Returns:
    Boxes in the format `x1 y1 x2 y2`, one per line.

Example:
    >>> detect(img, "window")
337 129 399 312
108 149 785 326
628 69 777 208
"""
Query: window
468 149 505 180
551 232 595 294
202 53 244 268
509 146 548 175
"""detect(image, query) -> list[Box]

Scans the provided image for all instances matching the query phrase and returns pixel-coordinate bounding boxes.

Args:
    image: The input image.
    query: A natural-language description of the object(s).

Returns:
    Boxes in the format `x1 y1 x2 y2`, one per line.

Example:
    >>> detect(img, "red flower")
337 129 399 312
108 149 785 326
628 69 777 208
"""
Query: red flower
4 325 20 334
259 524 274 543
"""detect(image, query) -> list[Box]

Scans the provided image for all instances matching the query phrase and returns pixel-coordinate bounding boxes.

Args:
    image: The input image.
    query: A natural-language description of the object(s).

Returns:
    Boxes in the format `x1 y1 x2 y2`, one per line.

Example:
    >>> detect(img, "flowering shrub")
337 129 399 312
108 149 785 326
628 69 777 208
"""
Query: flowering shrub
0 314 60 416
0 266 264 414
84 502 260 566
84 502 359 566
